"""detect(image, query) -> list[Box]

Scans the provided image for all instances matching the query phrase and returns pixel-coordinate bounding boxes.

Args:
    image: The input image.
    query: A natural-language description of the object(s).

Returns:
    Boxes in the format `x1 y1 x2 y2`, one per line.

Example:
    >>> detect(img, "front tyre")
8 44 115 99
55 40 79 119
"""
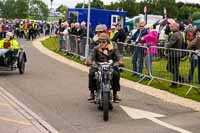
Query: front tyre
103 92 109 121
18 53 25 74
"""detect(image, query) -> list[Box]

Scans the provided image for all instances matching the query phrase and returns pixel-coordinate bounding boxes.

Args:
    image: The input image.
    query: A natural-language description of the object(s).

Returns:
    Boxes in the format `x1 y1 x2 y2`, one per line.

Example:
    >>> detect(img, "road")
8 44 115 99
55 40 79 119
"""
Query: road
0 39 199 133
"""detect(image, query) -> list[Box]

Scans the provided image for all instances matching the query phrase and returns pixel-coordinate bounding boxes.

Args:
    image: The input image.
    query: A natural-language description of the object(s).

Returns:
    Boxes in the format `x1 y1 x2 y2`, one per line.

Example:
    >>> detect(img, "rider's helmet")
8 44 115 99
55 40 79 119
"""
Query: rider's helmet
6 32 14 39
98 33 110 41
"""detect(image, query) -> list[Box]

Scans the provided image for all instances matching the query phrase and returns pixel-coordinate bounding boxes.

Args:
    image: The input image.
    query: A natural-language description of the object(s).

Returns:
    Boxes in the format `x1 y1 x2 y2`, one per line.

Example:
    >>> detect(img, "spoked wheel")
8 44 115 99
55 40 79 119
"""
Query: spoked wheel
103 92 109 121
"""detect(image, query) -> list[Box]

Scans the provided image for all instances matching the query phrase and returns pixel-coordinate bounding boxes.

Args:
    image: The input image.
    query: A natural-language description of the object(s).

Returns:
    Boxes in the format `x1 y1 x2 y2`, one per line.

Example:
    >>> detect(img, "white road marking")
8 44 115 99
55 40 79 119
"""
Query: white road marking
120 105 193 133
0 86 59 133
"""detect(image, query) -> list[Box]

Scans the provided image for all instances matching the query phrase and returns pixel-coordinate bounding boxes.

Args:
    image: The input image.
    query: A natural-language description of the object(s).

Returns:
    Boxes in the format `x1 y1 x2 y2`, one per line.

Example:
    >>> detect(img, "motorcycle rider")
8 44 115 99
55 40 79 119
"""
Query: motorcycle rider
0 32 20 65
86 33 123 102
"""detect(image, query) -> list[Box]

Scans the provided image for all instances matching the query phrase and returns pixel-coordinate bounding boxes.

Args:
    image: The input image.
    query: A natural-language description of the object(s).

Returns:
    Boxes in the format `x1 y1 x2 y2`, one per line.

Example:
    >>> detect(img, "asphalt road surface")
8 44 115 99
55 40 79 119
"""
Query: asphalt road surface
0 39 199 133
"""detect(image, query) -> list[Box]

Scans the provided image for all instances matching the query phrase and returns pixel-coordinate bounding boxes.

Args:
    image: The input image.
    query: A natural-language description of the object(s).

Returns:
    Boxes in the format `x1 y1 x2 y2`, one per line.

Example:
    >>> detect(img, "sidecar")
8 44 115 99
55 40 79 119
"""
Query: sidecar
0 48 27 74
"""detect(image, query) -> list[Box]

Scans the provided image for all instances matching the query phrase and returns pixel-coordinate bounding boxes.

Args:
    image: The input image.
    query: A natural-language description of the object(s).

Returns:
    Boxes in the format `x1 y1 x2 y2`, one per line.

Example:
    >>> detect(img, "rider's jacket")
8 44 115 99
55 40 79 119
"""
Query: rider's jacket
89 42 122 63
0 39 20 49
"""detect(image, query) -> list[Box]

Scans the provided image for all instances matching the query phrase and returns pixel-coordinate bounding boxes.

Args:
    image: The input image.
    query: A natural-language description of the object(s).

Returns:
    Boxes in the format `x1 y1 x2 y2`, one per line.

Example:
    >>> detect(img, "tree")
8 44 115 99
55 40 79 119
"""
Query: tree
2 0 16 18
75 3 88 8
56 4 68 15
29 0 49 20
56 4 68 20
0 1 3 17
192 12 200 20
15 0 29 19
91 0 104 9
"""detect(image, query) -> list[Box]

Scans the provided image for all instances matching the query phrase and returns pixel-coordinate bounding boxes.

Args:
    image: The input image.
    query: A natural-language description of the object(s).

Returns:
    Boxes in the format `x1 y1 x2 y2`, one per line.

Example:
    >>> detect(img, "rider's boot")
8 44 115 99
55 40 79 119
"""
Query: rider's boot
109 102 113 110
88 91 95 101
113 91 121 102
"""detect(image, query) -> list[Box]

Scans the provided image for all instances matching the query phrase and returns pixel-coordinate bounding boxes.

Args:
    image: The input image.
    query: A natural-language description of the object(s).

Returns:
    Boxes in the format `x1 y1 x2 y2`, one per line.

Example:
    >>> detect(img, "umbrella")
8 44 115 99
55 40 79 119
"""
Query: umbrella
153 18 176 27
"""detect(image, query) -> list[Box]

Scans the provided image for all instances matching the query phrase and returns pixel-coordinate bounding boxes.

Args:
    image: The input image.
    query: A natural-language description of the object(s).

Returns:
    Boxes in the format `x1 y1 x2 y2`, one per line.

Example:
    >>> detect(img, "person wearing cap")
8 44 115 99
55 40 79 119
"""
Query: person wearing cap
90 24 106 49
0 32 20 66
166 22 185 88
86 33 123 102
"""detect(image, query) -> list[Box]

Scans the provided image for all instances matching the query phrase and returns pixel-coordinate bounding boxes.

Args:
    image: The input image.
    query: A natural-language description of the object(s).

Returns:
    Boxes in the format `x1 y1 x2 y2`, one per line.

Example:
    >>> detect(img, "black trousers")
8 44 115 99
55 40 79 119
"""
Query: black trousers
89 67 120 93
166 56 184 83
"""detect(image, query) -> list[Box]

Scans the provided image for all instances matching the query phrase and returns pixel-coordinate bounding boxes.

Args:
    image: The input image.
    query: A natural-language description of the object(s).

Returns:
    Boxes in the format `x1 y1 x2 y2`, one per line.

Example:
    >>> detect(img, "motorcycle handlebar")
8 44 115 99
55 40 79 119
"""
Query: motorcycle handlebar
92 62 119 69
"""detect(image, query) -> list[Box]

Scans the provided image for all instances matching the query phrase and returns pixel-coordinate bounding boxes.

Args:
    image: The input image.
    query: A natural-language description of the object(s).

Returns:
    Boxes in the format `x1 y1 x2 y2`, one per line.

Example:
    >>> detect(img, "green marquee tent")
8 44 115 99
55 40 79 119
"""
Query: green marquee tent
193 19 200 28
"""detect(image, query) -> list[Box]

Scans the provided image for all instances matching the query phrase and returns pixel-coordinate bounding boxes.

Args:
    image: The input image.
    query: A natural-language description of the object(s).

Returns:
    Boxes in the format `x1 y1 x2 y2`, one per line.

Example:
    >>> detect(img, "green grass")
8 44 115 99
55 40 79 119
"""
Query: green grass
41 37 83 64
41 37 200 102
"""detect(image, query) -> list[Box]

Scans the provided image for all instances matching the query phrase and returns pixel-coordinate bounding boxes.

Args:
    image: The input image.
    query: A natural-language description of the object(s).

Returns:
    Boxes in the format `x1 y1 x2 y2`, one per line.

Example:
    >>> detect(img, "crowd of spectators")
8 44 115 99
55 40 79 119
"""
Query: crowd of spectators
55 20 200 87
0 19 56 41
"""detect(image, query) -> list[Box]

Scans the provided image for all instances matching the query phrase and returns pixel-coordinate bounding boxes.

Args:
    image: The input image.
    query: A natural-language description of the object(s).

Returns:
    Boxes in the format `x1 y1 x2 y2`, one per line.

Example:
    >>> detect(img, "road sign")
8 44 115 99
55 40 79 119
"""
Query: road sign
144 5 147 14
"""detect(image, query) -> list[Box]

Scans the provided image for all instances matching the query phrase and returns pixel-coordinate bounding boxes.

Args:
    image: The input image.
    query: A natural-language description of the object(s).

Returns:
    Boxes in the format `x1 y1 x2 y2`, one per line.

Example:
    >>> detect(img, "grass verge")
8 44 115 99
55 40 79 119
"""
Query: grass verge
41 37 200 102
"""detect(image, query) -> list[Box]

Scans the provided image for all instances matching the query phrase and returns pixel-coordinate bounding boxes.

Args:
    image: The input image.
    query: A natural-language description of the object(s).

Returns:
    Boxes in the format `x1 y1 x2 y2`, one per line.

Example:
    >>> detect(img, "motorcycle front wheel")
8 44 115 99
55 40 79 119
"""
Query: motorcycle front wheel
103 92 109 121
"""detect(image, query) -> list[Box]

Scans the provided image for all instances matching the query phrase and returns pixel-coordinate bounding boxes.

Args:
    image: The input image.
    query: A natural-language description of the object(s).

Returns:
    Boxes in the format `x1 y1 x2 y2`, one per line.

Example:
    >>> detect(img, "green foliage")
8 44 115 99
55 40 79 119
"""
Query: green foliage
192 12 200 21
15 0 29 19
76 0 104 9
75 3 88 8
29 0 49 20
1 0 16 19
56 4 68 17
91 0 104 9
56 5 68 20
0 0 49 20
74 0 200 21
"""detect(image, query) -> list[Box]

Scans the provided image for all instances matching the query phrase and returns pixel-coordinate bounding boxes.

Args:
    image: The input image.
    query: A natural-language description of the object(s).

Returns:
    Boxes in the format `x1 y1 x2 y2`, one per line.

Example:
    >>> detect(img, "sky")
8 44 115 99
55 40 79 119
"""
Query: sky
43 0 200 9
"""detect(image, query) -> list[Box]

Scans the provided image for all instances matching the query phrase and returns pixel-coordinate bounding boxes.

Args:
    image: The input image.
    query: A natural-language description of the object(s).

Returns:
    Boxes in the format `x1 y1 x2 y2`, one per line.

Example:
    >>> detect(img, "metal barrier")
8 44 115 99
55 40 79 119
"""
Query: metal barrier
61 35 200 96
115 42 200 96
115 42 152 82
63 35 90 59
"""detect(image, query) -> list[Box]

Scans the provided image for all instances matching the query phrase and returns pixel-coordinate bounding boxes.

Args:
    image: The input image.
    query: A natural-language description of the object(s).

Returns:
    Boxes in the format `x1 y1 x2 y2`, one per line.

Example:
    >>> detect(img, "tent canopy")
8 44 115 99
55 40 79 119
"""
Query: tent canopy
193 19 200 27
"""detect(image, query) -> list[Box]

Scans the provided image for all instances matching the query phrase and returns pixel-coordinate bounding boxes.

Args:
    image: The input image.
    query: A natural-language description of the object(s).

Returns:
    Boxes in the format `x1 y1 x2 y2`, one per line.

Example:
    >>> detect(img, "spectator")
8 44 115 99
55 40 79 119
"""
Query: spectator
74 22 81 36
62 22 70 51
130 21 148 77
142 24 158 77
80 21 87 38
69 23 76 35
109 25 117 40
111 23 126 43
80 21 87 56
187 28 200 84
166 22 185 88
56 23 65 51
102 24 110 37
0 21 3 39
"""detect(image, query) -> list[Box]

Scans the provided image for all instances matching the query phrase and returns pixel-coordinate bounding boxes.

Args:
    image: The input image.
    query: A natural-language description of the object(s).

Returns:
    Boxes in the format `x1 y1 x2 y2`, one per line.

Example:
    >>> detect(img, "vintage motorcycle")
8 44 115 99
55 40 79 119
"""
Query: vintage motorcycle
91 60 119 121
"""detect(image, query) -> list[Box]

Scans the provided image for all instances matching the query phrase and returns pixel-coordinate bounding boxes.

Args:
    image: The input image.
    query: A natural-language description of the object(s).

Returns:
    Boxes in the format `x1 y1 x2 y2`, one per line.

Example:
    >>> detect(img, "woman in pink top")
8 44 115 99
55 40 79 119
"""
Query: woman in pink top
142 25 158 77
